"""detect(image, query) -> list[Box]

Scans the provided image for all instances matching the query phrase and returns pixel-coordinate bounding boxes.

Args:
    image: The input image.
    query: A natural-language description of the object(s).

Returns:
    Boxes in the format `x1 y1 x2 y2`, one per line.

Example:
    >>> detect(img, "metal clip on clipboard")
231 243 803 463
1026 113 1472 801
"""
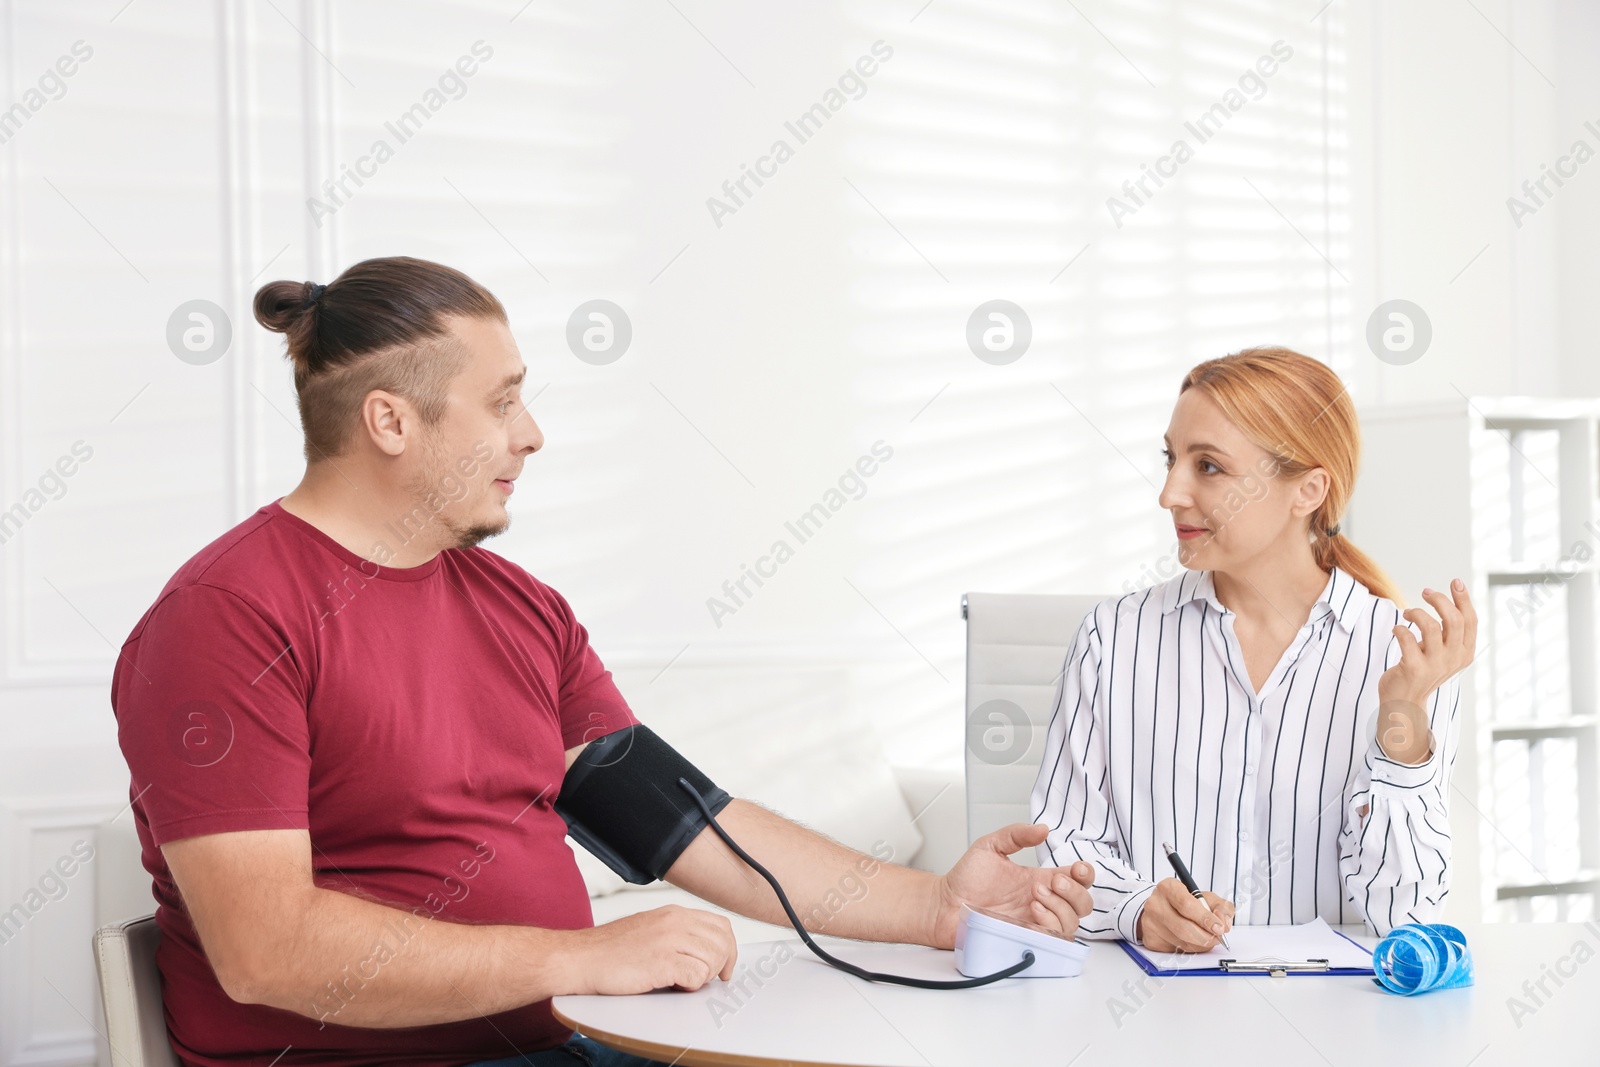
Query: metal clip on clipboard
1219 958 1331 977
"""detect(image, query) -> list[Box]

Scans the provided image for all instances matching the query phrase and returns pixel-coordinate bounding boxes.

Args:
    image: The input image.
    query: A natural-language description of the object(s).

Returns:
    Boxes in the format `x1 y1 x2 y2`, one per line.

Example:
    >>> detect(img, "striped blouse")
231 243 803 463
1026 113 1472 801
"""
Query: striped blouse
1028 566 1462 938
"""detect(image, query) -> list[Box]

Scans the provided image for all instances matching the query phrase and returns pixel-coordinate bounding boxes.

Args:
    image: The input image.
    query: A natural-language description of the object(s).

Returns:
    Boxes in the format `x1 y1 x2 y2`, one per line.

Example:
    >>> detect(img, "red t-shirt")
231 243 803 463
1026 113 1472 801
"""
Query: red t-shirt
109 499 638 1066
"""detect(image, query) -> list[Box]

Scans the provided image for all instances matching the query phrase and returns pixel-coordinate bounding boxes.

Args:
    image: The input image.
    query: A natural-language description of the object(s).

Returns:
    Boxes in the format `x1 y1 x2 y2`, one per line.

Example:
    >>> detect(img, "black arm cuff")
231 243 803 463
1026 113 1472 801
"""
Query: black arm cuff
556 724 732 885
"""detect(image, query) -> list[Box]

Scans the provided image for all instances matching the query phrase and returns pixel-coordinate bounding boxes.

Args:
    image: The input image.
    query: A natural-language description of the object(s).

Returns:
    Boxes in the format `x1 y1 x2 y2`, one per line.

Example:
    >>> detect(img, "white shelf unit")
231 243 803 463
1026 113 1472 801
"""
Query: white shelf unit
1351 398 1600 924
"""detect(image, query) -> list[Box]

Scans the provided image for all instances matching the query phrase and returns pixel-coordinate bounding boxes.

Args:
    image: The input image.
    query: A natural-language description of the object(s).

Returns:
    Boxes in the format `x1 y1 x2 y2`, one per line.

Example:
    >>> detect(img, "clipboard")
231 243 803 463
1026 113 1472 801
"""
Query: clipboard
1119 918 1375 977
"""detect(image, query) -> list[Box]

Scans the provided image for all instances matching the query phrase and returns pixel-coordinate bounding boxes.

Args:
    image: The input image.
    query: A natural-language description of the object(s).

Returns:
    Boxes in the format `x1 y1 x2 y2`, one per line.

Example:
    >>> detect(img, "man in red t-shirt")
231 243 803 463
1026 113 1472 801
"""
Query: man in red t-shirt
111 257 1094 1067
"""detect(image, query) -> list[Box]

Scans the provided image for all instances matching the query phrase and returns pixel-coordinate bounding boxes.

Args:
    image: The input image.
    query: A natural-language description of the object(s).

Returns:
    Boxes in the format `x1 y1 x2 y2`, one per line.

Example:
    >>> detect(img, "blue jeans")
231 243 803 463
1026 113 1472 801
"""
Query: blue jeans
466 1033 673 1066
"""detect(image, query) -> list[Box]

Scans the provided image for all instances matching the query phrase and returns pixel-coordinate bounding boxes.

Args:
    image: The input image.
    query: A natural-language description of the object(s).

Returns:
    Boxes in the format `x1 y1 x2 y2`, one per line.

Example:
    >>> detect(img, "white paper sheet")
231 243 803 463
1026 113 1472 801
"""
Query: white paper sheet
1133 918 1376 971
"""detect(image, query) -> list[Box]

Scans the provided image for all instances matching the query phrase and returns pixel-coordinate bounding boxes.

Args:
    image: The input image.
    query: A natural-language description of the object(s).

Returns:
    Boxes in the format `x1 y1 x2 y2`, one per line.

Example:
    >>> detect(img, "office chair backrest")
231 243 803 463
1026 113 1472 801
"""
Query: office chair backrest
963 592 1104 863
93 914 181 1067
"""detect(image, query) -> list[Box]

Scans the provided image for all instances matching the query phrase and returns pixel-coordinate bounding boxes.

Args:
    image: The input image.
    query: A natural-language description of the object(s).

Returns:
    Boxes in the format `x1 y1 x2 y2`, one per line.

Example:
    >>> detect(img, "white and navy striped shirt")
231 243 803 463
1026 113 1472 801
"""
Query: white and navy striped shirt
1029 566 1461 939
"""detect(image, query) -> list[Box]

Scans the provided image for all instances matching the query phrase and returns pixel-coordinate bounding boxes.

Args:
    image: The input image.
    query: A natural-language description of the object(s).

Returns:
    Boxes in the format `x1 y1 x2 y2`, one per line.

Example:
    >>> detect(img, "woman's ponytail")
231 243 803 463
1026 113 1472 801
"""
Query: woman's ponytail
1313 526 1402 607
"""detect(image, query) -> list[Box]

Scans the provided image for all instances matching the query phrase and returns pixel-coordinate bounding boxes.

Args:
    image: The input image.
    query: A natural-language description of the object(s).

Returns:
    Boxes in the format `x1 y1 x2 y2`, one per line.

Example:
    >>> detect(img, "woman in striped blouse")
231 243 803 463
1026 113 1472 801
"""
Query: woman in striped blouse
1028 347 1476 952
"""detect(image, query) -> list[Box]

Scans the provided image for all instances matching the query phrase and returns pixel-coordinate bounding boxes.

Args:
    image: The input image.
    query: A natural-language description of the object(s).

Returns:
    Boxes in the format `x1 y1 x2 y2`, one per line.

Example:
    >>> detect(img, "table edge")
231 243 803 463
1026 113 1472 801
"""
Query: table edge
551 1002 874 1067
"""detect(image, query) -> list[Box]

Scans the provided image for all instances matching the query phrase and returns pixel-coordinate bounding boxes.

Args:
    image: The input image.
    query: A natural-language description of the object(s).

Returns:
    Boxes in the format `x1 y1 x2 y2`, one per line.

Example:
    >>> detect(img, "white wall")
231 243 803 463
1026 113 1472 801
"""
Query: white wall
0 1 1596 1063
1344 0 1596 408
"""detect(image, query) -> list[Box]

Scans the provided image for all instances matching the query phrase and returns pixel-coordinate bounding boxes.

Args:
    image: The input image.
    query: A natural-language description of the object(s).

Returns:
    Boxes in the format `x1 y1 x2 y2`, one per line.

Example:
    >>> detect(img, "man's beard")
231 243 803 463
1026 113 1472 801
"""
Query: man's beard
403 433 511 551
438 511 508 551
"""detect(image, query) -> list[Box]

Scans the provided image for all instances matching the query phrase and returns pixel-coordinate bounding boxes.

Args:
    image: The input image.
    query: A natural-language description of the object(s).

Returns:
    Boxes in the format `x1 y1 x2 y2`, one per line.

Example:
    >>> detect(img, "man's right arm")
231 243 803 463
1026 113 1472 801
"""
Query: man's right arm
163 828 738 1027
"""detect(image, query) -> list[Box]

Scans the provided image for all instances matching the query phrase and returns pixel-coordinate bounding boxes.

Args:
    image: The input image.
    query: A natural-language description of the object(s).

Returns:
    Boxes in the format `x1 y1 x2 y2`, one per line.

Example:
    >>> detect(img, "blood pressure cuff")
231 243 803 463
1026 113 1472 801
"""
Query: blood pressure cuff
555 724 732 885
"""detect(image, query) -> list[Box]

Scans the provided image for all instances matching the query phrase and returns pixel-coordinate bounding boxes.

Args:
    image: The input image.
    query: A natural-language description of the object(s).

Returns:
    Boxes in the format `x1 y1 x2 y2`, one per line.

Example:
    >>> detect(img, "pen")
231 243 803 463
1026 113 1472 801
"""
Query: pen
1162 842 1231 950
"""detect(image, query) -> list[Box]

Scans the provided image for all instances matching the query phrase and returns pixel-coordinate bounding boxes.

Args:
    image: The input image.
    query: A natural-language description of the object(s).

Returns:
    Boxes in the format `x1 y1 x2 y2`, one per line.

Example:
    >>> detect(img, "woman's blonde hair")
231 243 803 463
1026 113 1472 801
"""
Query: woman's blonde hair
1179 346 1402 604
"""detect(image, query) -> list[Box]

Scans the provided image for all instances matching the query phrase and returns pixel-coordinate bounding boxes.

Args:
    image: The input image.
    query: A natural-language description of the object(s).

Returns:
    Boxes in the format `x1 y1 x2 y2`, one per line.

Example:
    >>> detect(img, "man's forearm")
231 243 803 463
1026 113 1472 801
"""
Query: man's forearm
664 798 940 945
237 886 573 1028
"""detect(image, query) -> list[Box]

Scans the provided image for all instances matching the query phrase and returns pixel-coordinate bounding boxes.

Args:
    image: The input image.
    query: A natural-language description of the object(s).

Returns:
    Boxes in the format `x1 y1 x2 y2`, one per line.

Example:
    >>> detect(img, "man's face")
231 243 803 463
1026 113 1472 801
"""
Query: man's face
1156 388 1315 571
400 314 543 551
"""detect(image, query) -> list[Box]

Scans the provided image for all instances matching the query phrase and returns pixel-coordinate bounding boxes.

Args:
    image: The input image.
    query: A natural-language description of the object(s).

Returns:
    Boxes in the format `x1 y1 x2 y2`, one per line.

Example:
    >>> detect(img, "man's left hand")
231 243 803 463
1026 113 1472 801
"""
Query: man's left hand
927 823 1094 949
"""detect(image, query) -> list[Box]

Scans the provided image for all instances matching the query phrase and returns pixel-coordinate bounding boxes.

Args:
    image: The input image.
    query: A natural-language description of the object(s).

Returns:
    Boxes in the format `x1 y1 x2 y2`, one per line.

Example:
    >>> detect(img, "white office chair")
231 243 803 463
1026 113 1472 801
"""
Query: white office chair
963 592 1104 861
93 914 181 1067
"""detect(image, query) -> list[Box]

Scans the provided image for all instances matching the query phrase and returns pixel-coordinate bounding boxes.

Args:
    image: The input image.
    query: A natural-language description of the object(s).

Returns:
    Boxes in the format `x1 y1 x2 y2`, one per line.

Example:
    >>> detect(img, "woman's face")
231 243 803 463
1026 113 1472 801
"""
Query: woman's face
1157 388 1326 571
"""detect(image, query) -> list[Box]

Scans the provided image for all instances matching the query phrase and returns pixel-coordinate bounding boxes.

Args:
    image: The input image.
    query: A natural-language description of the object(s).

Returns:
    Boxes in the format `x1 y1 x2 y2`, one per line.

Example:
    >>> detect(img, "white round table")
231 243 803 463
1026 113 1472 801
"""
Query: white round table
552 925 1600 1067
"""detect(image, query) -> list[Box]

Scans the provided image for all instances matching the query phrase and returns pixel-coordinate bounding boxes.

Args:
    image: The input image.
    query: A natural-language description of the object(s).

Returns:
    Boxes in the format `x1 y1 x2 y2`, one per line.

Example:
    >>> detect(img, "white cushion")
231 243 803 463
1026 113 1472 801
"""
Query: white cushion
586 884 794 944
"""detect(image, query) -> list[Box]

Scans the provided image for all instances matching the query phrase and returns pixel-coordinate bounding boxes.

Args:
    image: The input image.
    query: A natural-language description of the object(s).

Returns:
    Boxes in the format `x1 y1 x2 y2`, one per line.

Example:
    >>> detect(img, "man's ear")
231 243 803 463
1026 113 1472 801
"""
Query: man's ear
362 390 411 457
1291 466 1331 518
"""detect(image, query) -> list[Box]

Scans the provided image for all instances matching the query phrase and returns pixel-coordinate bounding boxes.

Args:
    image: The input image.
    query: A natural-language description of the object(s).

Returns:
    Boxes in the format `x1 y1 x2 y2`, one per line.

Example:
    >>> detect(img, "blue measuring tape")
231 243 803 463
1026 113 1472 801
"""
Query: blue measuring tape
1372 923 1473 995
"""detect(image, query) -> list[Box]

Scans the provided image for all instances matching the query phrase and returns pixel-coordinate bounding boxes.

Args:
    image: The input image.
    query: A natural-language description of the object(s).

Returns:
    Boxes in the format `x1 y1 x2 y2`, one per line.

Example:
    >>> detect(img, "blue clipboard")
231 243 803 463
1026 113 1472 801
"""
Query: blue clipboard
1117 927 1375 977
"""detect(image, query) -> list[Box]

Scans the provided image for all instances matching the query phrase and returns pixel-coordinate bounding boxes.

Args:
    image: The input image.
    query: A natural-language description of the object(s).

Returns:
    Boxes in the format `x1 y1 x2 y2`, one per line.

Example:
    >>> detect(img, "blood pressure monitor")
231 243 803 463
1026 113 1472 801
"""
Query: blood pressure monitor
954 904 1092 978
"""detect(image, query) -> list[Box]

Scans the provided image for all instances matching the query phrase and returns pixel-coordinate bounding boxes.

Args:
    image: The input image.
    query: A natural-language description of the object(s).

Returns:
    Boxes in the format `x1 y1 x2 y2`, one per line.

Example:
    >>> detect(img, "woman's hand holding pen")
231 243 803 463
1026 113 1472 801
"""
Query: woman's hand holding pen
1136 879 1235 953
1377 578 1478 765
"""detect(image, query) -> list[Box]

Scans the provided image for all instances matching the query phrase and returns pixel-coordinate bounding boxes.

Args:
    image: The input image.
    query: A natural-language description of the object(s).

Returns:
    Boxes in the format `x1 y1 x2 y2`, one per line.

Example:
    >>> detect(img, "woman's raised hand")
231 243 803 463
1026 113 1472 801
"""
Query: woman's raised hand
1376 578 1477 763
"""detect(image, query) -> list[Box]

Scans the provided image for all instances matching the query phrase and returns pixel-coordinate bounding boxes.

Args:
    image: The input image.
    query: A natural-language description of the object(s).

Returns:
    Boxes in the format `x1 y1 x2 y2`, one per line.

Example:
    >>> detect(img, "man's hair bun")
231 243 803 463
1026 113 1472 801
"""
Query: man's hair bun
253 280 323 371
